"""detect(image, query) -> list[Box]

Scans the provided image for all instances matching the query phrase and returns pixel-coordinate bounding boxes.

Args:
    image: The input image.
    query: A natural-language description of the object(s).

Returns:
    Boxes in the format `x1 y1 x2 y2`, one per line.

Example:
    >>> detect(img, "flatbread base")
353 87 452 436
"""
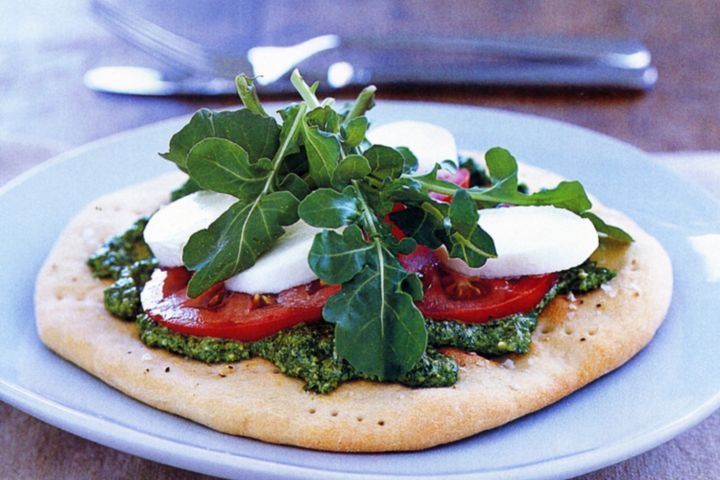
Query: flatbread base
35 165 672 452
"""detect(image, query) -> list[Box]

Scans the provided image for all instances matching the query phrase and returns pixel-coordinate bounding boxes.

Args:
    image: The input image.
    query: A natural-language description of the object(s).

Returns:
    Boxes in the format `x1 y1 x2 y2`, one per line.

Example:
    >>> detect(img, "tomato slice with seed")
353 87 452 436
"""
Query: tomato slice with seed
430 167 471 202
400 248 557 323
143 268 340 342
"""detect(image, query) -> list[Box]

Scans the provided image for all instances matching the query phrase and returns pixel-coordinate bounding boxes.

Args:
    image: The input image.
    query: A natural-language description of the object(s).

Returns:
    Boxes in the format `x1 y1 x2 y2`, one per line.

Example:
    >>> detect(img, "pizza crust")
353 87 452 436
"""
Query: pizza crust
34 164 672 452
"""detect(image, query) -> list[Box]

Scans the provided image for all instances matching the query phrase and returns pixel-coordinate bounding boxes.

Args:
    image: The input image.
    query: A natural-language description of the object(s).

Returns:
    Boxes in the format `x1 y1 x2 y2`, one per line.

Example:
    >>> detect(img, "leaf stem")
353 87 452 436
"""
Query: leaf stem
365 176 384 189
350 179 387 338
346 85 377 121
235 75 269 117
290 69 320 109
351 179 380 239
265 103 308 193
411 174 513 205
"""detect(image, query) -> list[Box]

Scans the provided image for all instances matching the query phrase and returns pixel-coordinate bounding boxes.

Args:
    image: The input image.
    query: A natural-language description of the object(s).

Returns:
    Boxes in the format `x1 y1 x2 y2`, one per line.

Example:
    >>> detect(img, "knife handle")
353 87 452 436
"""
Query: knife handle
341 35 652 70
322 61 658 91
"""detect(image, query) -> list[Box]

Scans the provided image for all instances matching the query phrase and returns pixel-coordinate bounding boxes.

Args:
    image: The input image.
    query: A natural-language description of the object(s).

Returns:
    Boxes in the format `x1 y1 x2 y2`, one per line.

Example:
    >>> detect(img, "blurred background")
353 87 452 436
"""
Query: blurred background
1 0 719 478
1 0 718 186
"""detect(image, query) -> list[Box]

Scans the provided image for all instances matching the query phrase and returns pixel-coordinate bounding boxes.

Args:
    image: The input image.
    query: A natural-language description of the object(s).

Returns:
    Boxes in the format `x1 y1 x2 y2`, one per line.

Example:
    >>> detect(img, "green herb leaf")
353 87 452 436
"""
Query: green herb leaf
412 149 591 212
382 176 431 205
580 211 634 243
323 247 427 380
340 116 369 148
345 85 376 121
234 75 269 118
306 106 341 134
301 120 341 187
447 189 497 267
183 191 299 297
179 101 308 297
484 147 519 193
522 181 593 212
331 153 371 188
448 189 479 236
396 146 419 173
278 173 310 200
298 187 360 228
277 104 304 157
186 138 270 200
389 203 446 248
364 145 405 180
312 180 428 380
308 225 371 284
160 109 280 172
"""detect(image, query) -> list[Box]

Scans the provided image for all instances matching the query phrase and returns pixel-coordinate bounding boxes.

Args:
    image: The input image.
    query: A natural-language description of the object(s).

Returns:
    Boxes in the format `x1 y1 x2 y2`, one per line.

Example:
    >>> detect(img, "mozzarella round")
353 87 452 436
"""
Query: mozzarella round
366 121 458 174
144 190 323 294
144 191 237 267
439 206 599 278
224 221 321 294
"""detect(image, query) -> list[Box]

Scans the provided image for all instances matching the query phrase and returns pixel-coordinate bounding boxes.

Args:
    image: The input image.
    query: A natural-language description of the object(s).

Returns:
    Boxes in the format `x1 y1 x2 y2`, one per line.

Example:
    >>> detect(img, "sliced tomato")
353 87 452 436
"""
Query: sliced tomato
400 247 557 323
418 270 557 323
144 268 340 342
430 167 471 202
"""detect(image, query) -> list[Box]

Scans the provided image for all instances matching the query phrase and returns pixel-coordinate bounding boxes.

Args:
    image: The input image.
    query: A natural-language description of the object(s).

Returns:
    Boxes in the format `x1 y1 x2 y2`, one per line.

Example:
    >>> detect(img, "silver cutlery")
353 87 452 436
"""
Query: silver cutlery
86 0 657 96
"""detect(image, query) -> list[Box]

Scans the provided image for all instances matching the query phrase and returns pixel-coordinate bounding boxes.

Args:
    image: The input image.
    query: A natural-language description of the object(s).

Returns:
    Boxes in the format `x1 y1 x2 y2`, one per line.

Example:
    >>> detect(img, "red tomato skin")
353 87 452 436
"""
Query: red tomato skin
146 261 556 341
430 167 471 202
144 270 339 342
400 247 557 323
418 271 558 323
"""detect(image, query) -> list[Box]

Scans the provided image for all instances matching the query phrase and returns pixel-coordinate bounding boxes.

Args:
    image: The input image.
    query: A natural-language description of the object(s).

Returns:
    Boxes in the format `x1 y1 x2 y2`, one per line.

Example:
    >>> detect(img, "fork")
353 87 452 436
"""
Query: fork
88 0 657 95
91 0 341 81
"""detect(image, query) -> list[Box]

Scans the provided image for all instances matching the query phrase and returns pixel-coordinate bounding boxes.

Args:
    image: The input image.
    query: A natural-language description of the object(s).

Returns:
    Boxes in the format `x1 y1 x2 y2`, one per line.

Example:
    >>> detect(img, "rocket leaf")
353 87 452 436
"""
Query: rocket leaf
323 248 427 380
186 138 270 200
160 108 280 172
183 191 299 297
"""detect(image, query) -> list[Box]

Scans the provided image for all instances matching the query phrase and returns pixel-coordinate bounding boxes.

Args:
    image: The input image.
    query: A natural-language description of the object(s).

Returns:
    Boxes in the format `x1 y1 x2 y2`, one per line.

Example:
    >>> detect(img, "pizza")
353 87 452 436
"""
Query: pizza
34 73 672 451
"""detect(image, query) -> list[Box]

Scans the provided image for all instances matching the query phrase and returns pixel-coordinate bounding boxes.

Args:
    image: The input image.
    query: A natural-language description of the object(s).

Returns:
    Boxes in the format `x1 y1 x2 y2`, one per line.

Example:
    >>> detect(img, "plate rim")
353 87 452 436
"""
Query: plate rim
2 100 719 480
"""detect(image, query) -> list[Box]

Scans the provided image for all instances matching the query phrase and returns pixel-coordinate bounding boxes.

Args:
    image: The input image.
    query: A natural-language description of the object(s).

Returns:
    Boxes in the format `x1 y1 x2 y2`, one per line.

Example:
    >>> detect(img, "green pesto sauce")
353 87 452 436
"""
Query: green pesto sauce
427 261 615 357
86 217 158 320
137 315 457 393
88 220 614 394
87 217 152 279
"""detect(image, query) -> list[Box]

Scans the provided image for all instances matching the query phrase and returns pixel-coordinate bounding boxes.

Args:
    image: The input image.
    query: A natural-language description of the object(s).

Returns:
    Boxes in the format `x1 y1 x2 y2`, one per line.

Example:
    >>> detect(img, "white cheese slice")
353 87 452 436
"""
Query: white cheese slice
224 221 321 294
439 206 598 278
144 191 237 268
366 120 458 173
144 190 322 294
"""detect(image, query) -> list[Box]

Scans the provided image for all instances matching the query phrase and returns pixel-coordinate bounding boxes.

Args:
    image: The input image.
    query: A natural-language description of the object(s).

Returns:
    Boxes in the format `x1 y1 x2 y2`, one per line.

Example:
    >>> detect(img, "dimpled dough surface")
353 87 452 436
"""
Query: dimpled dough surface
35 160 672 452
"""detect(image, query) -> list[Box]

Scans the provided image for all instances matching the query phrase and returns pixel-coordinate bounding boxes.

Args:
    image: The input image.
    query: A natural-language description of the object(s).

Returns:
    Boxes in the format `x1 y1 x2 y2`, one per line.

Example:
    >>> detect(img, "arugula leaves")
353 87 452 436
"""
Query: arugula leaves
186 138 271 199
160 83 309 297
161 109 280 172
301 182 427 379
407 148 592 212
183 191 300 296
299 187 361 228
390 148 630 244
323 246 427 380
159 69 632 381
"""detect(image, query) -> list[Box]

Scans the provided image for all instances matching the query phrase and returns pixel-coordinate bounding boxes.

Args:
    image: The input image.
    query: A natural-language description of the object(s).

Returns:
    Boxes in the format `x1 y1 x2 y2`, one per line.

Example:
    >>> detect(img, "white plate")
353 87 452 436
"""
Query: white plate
2 102 719 480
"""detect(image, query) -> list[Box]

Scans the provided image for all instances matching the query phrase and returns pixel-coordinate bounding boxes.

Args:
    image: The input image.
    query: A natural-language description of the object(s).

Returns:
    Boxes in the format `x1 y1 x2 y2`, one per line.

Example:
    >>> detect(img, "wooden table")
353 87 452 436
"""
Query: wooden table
2 1 718 478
